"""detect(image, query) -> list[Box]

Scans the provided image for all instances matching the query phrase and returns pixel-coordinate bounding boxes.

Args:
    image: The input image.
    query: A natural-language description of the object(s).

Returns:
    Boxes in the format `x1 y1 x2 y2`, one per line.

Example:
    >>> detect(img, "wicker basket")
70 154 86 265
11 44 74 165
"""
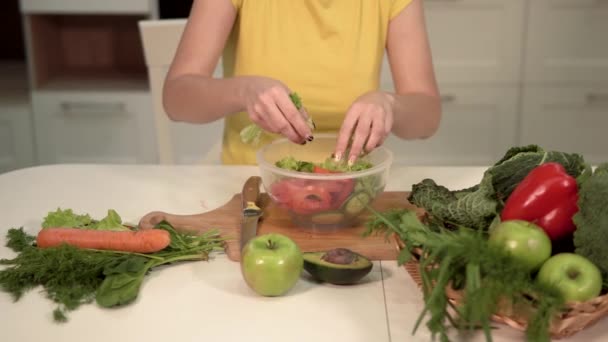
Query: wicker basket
394 235 608 339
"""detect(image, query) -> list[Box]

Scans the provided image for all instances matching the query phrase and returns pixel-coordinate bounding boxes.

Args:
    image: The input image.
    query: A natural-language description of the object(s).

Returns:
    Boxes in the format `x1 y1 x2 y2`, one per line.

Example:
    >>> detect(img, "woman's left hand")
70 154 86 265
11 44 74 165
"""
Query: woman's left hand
334 91 394 164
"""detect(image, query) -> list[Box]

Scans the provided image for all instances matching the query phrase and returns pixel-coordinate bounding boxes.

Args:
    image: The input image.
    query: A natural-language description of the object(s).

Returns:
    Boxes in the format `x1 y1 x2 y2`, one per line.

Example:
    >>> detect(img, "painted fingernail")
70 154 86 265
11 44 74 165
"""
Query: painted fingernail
348 156 356 166
307 135 314 142
334 152 342 161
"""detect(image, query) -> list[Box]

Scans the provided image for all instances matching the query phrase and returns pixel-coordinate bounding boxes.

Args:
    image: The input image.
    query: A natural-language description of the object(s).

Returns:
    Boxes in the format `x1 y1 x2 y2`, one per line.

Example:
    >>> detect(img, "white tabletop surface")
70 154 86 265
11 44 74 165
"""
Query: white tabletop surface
1 164 607 342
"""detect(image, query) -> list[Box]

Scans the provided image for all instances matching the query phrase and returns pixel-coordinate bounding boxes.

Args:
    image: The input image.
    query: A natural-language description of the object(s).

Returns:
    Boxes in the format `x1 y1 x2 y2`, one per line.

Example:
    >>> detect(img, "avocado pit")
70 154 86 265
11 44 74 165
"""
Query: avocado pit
321 248 357 265
303 248 373 285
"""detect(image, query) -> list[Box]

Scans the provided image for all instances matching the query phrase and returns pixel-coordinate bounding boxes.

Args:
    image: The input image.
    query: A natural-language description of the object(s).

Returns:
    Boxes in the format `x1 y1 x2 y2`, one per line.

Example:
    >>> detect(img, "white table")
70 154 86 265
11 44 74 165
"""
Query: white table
1 164 606 342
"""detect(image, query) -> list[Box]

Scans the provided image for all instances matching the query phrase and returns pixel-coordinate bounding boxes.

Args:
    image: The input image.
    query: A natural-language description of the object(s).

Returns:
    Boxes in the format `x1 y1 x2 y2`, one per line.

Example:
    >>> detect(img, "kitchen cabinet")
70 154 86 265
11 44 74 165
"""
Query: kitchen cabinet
524 0 608 84
520 85 608 165
382 85 520 166
19 0 160 165
31 91 157 164
0 62 35 174
380 0 525 165
4 0 606 168
0 100 35 174
422 0 526 85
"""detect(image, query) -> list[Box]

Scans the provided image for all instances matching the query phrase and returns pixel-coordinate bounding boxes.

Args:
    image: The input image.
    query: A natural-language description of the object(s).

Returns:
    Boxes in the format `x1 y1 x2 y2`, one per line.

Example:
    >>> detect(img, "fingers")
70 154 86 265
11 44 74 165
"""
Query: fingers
365 118 385 152
275 92 313 142
266 103 304 144
249 100 301 144
334 107 359 161
347 115 372 163
335 102 392 163
247 84 312 144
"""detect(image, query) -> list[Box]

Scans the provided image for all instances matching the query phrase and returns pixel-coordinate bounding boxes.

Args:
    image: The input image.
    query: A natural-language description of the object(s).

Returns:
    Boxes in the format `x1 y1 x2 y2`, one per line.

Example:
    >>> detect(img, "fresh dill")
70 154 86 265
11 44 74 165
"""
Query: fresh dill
0 221 225 323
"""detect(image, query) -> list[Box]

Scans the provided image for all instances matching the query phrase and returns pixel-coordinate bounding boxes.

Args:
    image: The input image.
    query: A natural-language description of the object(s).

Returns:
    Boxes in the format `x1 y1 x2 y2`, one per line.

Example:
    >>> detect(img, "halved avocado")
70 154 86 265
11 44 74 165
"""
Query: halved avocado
303 248 373 285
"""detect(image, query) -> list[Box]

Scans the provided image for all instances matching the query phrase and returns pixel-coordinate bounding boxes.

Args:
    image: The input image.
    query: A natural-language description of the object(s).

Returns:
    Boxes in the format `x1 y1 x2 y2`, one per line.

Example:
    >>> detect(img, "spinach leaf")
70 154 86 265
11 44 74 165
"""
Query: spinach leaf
96 257 152 307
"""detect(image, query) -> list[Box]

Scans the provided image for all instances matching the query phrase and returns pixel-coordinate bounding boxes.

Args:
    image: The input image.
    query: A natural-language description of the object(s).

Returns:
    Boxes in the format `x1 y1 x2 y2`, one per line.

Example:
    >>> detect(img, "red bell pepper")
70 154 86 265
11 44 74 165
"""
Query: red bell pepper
500 162 579 241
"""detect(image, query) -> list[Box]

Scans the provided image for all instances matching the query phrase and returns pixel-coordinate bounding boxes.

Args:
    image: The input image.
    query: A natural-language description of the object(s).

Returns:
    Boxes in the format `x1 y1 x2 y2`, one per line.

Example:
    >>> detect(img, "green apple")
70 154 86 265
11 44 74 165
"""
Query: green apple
240 233 303 296
536 253 603 303
488 219 552 272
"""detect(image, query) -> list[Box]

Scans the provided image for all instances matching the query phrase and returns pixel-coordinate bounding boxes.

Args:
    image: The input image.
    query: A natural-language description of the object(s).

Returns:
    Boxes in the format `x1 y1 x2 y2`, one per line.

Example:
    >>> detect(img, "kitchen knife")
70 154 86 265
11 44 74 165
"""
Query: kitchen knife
240 176 263 251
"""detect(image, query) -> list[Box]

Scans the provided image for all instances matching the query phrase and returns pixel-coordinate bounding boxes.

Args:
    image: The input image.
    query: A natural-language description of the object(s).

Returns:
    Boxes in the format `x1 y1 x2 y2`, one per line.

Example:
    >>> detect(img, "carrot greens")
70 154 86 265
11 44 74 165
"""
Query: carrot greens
0 211 225 323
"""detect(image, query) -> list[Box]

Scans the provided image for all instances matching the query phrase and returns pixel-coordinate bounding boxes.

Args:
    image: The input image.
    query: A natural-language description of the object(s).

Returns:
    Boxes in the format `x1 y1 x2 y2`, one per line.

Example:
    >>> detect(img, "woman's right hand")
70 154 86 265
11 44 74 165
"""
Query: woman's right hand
241 76 314 144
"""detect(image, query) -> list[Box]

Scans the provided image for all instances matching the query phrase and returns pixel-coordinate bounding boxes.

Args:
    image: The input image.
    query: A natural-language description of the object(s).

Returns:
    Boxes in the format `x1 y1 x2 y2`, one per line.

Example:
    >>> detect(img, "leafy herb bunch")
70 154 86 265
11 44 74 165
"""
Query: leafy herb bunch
365 208 564 342
0 214 225 322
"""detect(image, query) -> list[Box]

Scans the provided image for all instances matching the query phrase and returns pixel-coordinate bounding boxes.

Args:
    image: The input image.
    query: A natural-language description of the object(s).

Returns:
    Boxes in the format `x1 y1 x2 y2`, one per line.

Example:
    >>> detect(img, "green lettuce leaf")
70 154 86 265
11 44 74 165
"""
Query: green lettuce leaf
275 156 314 172
407 173 498 230
42 208 93 228
573 163 608 281
42 208 128 231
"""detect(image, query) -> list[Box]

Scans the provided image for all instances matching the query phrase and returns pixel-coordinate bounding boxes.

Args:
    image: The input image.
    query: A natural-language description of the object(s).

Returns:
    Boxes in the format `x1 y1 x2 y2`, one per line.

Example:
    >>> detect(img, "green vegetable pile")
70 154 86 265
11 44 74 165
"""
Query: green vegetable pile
406 145 589 231
275 155 373 173
365 145 608 342
0 208 225 322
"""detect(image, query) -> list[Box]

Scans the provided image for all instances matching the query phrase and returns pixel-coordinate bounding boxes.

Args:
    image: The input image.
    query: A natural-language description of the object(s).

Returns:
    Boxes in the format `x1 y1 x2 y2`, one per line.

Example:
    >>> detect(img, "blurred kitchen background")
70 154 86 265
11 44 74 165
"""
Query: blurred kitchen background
0 0 606 175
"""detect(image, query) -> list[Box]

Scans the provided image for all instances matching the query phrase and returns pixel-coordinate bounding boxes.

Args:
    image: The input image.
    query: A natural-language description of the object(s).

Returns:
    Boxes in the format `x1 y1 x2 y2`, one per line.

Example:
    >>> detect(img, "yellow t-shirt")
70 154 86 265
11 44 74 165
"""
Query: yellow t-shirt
221 0 413 165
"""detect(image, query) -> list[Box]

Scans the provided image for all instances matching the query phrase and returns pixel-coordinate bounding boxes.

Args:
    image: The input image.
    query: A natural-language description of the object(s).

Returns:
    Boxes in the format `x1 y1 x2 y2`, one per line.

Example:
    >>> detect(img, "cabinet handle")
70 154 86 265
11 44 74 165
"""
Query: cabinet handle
586 93 608 104
441 94 456 103
60 101 127 115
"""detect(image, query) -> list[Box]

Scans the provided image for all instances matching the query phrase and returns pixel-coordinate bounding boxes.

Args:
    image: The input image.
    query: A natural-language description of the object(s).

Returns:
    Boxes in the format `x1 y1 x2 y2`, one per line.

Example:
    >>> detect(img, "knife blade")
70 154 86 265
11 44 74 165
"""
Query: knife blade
240 176 263 251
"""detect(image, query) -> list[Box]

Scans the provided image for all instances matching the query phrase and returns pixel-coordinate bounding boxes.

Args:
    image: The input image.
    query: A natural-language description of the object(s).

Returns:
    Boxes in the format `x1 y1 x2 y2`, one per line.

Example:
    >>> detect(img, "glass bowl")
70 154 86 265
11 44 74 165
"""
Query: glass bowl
256 134 394 231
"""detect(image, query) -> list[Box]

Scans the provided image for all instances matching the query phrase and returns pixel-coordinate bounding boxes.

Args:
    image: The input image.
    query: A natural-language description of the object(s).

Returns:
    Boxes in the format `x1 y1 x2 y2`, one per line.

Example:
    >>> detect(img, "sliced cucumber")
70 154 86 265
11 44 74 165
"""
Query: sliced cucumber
310 211 346 225
342 191 372 216
355 175 381 196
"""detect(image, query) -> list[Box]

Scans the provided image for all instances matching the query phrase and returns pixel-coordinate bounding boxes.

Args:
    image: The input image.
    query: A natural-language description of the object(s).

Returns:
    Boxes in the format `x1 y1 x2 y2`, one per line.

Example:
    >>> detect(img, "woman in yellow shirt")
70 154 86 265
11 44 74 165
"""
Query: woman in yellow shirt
163 0 441 165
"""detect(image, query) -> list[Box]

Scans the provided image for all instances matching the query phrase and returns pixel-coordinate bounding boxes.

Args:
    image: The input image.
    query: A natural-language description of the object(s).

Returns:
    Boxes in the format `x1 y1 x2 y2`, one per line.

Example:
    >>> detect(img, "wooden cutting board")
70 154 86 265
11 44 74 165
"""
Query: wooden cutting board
139 179 416 262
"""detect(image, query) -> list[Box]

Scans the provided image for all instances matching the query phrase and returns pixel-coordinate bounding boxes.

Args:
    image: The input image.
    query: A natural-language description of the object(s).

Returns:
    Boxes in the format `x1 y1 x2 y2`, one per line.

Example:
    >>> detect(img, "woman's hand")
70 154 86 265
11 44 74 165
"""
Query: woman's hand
334 91 395 164
242 76 314 144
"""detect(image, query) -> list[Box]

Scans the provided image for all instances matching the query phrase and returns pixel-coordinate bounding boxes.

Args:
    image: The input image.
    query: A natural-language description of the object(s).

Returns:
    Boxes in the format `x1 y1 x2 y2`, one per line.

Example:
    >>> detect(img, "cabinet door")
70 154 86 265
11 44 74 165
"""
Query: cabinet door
520 86 608 164
31 91 158 164
525 0 608 83
0 103 36 173
383 86 519 166
421 0 526 84
168 121 224 164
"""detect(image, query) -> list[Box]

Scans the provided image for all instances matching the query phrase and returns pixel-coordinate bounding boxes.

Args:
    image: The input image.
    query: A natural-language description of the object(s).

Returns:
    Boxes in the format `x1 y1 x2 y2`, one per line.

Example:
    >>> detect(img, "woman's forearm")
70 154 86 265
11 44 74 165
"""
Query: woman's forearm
162 74 250 124
388 91 442 140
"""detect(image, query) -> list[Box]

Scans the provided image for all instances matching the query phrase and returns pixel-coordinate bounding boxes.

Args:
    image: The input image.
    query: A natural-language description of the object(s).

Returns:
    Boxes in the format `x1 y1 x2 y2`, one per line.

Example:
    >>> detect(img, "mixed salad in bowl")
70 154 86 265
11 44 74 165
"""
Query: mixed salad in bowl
256 135 393 229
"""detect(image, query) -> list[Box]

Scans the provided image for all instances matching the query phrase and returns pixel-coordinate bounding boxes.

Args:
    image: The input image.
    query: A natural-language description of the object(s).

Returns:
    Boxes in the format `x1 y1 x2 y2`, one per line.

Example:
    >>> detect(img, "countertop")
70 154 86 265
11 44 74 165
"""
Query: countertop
1 164 606 342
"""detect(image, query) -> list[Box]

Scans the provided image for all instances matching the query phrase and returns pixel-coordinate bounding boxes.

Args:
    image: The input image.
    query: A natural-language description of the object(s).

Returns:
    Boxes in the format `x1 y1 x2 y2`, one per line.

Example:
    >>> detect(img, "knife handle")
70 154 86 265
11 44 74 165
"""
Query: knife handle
242 176 262 213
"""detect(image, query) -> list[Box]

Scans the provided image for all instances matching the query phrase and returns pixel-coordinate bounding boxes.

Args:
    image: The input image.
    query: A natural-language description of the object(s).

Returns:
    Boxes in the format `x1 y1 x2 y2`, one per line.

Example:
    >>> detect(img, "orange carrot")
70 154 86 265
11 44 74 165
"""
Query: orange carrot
36 227 171 253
